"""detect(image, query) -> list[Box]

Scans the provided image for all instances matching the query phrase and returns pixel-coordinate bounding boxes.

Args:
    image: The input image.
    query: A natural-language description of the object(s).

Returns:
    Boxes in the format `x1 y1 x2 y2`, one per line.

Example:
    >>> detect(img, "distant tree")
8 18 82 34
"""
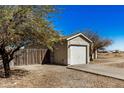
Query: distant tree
83 30 112 61
0 5 59 78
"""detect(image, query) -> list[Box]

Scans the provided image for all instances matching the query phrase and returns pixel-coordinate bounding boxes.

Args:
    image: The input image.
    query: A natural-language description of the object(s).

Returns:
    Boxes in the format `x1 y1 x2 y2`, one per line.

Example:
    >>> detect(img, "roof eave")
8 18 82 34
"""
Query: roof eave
66 33 92 43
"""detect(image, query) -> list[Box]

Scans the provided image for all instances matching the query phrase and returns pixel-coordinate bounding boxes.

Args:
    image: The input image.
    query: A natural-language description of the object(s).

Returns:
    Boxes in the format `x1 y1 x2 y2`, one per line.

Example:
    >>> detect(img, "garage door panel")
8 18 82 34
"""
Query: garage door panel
70 46 86 65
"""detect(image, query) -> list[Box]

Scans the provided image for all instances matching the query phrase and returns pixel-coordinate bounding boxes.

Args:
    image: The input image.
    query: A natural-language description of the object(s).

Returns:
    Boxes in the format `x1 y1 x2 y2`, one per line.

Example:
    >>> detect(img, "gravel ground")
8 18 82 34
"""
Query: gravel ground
0 64 124 88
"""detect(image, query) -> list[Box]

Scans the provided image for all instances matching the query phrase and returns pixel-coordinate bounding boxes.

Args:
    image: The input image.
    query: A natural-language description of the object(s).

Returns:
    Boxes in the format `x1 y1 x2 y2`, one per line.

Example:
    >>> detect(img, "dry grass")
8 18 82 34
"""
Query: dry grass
106 62 124 68
90 53 124 64
98 53 124 59
0 65 124 88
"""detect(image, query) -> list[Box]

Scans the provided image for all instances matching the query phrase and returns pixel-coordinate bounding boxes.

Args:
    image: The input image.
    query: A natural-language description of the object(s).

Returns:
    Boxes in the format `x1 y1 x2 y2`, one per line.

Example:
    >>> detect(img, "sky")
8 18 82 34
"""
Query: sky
51 5 124 51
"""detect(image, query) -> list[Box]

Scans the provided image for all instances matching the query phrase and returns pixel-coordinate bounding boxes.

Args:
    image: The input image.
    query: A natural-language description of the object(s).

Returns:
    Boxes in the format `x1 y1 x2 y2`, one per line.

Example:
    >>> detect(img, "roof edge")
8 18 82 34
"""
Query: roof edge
66 33 92 43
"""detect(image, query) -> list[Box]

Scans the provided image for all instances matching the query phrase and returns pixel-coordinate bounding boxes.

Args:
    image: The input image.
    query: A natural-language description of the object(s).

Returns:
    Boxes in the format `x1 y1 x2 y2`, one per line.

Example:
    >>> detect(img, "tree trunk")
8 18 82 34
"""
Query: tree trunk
3 60 11 78
90 44 94 61
90 54 94 61
94 50 98 59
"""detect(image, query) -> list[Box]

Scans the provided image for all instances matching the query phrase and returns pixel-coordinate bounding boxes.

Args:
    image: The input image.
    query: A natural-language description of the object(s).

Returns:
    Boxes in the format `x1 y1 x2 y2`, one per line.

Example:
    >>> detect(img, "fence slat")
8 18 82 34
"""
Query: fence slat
14 49 48 66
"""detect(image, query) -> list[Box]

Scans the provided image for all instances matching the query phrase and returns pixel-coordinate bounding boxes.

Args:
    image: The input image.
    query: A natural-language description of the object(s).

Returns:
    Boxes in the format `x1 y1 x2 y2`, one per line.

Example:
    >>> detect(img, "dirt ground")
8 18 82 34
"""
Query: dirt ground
0 64 124 88
0 53 124 88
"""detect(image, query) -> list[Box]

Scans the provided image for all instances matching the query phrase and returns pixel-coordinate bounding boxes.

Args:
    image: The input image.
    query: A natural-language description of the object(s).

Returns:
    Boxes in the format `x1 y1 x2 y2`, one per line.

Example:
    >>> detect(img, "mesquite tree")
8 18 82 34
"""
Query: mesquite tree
83 30 112 60
0 6 59 78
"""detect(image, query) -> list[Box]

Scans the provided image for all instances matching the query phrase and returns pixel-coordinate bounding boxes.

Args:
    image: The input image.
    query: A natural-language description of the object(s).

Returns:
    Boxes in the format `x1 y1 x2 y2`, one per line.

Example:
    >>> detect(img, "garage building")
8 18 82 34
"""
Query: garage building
51 33 92 65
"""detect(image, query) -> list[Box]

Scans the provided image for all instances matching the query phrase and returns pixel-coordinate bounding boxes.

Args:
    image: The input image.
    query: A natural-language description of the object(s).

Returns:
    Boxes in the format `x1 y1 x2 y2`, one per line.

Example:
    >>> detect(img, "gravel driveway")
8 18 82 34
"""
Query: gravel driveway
0 64 124 88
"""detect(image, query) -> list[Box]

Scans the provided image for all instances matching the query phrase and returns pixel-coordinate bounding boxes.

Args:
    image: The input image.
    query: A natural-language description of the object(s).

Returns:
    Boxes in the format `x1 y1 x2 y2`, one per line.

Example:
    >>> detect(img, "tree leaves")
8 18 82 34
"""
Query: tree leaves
0 5 59 49
0 5 59 63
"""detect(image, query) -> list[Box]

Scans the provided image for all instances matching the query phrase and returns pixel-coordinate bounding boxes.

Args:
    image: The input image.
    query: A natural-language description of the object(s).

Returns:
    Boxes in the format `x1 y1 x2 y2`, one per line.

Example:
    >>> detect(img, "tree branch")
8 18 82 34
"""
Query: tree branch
8 46 21 62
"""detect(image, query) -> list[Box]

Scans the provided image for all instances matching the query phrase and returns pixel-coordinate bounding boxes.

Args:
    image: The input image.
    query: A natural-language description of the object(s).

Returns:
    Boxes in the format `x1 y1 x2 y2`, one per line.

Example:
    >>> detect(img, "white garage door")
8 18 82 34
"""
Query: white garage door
69 46 86 65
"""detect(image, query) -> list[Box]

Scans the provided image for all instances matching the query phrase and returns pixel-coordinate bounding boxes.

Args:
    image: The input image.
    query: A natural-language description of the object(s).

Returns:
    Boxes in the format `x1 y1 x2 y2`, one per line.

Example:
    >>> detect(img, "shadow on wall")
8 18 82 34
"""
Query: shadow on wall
42 49 51 64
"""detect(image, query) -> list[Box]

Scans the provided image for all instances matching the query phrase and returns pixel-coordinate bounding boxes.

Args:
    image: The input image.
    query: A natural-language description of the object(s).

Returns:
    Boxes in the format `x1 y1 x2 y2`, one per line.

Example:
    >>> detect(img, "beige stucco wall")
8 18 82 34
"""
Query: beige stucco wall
52 35 91 65
68 36 90 45
68 36 90 64
52 42 67 65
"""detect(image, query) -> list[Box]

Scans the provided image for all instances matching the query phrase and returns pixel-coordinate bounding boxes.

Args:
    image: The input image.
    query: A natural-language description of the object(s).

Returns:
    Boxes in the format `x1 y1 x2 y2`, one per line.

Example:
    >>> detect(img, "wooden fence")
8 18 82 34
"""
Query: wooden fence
13 49 50 66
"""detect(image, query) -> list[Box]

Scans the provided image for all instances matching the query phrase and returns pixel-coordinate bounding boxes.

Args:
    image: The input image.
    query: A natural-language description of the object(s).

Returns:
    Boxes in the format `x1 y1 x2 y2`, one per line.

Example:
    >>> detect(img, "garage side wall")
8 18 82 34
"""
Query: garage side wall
68 36 90 64
52 42 68 65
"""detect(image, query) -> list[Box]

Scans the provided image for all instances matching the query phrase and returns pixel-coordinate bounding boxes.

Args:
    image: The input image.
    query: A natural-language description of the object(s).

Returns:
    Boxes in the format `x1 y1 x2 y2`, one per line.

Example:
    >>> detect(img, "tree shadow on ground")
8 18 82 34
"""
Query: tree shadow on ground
10 69 29 77
0 68 29 78
0 71 5 78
